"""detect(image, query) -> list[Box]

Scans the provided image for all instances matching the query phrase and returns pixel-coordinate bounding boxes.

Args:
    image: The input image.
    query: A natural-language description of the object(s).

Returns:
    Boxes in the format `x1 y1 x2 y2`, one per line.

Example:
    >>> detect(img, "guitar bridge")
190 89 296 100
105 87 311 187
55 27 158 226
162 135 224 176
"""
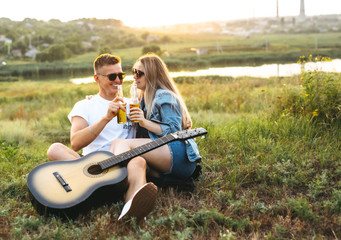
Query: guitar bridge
53 172 72 192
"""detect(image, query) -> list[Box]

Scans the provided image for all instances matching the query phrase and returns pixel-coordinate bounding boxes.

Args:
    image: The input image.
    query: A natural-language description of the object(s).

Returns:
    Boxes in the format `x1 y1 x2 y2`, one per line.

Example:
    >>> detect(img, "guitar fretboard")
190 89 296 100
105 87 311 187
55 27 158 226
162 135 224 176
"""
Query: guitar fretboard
98 134 176 170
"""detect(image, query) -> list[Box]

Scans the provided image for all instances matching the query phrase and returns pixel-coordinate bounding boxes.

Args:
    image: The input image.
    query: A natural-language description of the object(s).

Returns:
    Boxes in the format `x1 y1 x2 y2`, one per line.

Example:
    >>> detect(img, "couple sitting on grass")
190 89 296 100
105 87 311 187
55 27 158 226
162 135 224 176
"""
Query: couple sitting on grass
47 53 202 223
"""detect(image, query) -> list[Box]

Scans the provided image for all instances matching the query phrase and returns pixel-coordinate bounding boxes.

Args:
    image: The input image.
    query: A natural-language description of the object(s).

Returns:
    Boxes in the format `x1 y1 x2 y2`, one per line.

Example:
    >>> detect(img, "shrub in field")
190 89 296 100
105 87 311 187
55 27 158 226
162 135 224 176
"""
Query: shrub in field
286 197 315 222
307 170 329 200
0 140 20 182
331 189 341 214
276 56 341 125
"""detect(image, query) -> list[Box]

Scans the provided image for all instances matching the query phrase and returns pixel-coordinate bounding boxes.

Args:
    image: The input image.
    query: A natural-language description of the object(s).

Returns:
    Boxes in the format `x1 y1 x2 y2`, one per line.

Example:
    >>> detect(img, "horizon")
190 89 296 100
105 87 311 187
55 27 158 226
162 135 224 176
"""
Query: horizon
1 12 340 28
1 0 341 28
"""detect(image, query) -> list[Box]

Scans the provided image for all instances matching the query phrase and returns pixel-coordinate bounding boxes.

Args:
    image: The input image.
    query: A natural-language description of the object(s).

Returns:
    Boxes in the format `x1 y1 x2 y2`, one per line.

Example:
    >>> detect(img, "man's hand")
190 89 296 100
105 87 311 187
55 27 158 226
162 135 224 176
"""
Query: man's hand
105 96 126 121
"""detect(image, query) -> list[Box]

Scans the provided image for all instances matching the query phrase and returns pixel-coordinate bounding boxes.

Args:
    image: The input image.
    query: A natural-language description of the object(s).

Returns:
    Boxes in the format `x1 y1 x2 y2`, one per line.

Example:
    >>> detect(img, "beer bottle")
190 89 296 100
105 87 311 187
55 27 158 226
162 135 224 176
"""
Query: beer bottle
117 85 127 124
129 83 140 123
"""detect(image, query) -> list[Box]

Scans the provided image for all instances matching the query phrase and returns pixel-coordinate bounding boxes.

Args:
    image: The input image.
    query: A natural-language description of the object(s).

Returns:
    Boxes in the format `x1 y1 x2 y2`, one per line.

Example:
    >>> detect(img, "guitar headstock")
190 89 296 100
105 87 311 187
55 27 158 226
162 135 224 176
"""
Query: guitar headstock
172 128 208 140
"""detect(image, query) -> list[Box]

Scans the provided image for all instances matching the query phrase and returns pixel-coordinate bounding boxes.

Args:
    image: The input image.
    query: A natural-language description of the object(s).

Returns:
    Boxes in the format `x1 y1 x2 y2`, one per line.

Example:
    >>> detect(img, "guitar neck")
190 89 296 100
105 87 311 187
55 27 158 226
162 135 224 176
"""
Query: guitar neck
98 134 176 170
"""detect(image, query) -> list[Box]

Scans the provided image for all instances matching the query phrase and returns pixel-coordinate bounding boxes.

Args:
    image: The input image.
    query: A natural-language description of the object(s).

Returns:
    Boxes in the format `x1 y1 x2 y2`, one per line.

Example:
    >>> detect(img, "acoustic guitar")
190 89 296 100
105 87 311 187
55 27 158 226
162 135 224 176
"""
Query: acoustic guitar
27 128 207 217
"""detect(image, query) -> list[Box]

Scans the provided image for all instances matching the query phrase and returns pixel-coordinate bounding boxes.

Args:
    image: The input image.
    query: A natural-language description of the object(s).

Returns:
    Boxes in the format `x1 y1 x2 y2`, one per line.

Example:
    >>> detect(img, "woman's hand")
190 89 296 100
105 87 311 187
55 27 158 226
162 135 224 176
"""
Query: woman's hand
129 107 145 124
186 117 192 129
130 107 163 134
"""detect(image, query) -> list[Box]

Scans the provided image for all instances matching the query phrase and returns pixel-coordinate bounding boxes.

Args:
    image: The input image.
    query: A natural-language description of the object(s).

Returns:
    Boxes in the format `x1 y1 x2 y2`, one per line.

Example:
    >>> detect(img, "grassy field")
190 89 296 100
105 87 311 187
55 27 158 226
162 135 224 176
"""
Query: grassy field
63 32 341 63
0 66 341 239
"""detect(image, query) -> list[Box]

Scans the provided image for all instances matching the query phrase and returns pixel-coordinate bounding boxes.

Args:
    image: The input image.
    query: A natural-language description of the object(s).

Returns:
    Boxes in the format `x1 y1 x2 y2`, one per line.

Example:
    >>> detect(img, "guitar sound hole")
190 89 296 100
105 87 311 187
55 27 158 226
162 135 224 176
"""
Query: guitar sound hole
87 164 103 175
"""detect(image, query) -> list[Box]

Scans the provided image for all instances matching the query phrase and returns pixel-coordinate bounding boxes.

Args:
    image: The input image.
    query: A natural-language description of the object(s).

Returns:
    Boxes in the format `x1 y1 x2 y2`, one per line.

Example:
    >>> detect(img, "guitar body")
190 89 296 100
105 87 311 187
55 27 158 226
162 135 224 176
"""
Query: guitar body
27 151 128 217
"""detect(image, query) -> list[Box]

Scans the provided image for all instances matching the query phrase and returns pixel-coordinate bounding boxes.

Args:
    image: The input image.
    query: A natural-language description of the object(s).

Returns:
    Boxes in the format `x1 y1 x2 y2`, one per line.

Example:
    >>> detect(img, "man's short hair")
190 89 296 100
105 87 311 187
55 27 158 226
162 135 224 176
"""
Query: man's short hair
94 54 121 73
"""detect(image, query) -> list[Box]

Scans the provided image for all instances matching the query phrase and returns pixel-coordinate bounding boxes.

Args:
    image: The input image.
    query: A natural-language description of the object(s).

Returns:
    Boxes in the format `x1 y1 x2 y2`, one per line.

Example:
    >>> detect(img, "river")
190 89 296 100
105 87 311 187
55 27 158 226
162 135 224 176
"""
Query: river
71 59 341 84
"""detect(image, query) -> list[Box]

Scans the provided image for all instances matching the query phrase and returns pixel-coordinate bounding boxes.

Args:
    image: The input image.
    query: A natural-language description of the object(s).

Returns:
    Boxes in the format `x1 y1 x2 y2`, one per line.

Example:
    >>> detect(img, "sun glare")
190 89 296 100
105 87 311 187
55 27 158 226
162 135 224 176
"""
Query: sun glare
1 0 341 28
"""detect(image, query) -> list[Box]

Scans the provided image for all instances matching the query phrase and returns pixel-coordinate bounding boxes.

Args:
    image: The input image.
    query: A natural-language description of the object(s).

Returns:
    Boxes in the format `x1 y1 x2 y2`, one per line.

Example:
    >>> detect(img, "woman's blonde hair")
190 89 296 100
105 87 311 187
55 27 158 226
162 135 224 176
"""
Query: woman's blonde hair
136 54 191 129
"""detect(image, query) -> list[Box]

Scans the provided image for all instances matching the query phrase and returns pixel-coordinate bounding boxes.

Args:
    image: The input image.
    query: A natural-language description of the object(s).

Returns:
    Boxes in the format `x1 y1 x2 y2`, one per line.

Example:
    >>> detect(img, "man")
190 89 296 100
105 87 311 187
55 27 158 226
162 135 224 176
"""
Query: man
47 54 157 223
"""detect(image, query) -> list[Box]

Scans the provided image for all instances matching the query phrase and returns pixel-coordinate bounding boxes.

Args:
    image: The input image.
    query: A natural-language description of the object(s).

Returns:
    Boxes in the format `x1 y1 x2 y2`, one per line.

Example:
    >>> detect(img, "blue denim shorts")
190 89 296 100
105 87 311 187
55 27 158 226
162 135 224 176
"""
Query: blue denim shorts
158 140 197 183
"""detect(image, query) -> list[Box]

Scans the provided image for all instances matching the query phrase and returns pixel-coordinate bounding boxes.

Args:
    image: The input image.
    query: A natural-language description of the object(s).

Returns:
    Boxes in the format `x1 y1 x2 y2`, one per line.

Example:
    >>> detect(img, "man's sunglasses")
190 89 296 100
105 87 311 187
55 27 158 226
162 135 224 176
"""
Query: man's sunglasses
133 68 144 78
97 72 125 81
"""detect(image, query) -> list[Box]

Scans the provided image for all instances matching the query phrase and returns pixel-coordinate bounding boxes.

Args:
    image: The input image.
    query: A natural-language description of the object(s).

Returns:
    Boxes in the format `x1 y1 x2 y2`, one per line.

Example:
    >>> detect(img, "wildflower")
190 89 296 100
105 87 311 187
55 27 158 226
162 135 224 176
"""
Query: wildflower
312 109 319 117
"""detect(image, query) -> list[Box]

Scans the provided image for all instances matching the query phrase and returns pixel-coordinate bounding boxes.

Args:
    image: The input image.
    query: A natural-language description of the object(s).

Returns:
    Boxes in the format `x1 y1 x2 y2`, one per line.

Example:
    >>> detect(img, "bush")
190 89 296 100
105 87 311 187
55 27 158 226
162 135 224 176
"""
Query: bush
36 44 69 62
286 197 315 222
276 56 341 125
142 45 162 56
331 189 341 214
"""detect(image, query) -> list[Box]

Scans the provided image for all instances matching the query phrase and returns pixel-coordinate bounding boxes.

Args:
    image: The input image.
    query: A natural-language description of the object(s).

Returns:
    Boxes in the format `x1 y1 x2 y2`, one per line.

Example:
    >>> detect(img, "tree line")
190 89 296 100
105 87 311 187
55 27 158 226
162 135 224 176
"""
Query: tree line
0 18 170 62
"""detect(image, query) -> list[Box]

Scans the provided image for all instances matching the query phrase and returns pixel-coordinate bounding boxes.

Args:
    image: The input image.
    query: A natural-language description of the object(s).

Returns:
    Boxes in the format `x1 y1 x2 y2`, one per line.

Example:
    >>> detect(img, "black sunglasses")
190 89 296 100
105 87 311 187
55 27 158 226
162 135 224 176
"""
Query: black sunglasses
97 72 125 81
133 68 144 78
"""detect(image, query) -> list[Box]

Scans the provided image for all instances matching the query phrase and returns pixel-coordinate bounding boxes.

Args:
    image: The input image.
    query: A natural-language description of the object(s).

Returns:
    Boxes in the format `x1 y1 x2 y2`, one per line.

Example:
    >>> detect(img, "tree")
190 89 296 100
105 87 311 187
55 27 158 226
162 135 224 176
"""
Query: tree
160 35 171 43
35 52 48 62
141 31 150 41
142 45 162 56
98 47 111 55
36 44 68 62
47 44 67 62
12 39 28 55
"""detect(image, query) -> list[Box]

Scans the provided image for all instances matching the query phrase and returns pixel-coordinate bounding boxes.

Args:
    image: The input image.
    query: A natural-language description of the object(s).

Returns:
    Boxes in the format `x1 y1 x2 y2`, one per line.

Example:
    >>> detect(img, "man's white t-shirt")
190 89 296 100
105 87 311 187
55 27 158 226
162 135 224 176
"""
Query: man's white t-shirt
68 94 135 155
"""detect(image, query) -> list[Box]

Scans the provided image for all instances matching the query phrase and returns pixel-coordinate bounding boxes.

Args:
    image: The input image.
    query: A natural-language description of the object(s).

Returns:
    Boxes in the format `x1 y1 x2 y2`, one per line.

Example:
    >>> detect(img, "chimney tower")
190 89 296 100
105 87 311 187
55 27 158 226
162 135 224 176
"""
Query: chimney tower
276 0 279 18
299 0 305 20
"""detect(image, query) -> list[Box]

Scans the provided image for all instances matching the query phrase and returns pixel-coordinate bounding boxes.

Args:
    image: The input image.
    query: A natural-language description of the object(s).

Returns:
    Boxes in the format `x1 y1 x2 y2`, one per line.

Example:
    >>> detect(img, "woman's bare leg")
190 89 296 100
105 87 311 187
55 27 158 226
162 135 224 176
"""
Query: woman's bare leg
124 156 147 202
109 138 172 173
117 156 157 222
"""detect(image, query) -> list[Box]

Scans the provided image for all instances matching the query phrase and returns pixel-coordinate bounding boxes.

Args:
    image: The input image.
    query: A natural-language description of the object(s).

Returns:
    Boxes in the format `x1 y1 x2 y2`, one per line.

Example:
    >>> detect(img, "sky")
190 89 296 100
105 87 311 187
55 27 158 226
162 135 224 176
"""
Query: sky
1 0 340 28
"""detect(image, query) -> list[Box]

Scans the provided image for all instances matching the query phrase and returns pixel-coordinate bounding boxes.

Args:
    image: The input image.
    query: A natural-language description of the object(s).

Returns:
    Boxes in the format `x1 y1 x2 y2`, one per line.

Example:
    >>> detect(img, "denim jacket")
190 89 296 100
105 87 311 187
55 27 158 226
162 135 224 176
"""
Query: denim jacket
138 89 202 163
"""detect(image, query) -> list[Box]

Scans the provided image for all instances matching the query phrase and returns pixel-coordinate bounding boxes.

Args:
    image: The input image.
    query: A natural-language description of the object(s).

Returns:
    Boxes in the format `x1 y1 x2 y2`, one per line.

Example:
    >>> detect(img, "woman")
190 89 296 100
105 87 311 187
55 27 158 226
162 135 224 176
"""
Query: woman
110 53 201 185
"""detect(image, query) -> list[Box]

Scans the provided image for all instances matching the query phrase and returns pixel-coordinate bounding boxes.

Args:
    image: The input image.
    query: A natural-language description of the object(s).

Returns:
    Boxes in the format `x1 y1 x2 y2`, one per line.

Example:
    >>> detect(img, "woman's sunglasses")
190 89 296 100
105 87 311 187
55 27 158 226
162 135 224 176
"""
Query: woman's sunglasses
97 72 125 81
133 68 144 78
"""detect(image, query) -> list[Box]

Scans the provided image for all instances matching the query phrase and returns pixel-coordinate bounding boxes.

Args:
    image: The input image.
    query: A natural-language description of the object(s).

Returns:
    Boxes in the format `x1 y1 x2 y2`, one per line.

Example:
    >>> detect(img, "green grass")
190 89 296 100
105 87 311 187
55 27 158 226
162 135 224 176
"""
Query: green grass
0 72 340 239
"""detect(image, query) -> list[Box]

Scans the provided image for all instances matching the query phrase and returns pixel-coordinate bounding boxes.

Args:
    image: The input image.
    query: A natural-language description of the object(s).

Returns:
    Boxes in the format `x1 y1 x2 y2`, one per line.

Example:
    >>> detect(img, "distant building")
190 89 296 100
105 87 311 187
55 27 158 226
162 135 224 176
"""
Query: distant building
0 35 12 44
88 23 94 30
12 49 22 57
91 36 100 41
165 51 174 57
41 43 50 48
25 48 37 59
190 48 208 56
0 36 12 54
82 41 92 48
146 35 159 42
